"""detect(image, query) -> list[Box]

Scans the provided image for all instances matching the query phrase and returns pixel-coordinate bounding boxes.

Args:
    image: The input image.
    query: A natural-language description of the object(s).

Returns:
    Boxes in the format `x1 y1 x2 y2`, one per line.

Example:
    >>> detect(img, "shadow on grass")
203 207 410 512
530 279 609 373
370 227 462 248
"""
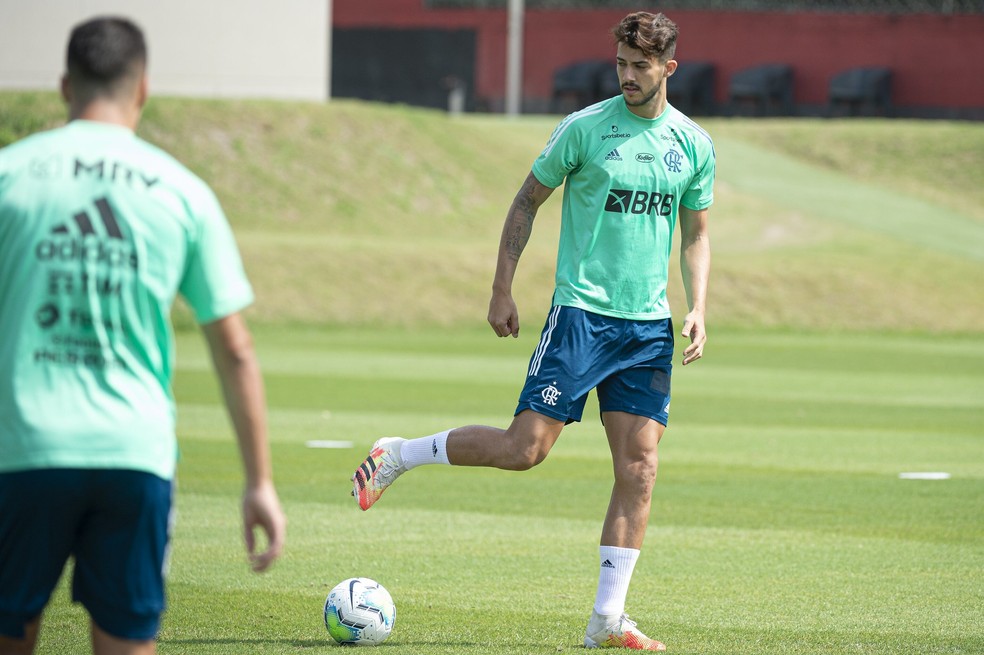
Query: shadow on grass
158 637 484 648
157 638 582 655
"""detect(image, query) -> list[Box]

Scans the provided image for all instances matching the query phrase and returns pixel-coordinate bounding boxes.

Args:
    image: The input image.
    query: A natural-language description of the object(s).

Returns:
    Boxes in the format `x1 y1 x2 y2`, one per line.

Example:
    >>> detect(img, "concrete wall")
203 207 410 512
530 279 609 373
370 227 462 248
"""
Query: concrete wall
0 0 329 100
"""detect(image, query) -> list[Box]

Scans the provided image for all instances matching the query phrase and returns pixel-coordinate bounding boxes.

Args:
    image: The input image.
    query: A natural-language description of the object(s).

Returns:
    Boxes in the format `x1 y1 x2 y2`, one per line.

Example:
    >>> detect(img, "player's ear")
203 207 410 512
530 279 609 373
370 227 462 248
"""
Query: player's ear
60 74 72 104
665 59 678 77
136 73 149 109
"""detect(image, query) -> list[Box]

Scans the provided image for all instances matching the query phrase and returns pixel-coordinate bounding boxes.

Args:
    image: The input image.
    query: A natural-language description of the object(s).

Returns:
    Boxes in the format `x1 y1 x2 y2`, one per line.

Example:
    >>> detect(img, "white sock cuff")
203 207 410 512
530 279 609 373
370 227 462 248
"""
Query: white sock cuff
594 546 641 617
402 431 451 470
600 545 640 571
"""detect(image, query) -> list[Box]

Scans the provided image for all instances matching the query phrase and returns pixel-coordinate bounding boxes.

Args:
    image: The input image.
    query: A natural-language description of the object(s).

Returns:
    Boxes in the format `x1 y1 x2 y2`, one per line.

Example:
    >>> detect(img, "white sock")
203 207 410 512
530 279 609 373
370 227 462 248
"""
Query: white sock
401 431 451 470
593 546 640 617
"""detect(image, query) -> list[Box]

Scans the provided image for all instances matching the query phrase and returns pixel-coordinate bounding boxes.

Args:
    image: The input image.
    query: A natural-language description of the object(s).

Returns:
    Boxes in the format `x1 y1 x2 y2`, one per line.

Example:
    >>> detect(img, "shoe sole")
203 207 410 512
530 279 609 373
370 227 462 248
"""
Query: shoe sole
583 633 666 651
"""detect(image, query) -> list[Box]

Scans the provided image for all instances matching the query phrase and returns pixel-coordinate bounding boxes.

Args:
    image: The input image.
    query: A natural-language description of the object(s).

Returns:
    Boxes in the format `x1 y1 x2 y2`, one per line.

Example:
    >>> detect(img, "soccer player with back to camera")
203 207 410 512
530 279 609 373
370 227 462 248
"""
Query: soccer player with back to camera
353 11 712 651
0 16 286 655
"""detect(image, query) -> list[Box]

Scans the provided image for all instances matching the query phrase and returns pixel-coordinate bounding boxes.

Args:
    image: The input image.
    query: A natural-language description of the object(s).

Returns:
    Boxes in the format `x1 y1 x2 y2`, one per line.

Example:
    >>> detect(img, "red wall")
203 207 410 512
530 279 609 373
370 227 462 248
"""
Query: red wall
335 1 984 113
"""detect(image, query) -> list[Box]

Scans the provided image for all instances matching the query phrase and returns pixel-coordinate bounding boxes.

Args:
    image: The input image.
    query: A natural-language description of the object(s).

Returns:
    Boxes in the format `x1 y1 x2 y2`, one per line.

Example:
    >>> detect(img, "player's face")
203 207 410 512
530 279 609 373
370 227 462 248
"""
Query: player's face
616 42 676 116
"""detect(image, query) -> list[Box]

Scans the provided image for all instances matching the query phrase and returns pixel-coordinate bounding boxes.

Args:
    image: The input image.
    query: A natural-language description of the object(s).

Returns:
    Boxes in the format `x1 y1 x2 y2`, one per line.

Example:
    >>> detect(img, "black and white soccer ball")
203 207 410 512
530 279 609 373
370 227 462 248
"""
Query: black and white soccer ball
323 577 396 645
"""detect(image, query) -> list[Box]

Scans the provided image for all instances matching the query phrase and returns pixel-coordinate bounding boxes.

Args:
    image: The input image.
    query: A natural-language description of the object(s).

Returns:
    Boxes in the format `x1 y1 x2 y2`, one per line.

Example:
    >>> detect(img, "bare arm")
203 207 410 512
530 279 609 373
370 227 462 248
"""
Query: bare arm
488 171 555 338
202 312 286 571
678 206 711 365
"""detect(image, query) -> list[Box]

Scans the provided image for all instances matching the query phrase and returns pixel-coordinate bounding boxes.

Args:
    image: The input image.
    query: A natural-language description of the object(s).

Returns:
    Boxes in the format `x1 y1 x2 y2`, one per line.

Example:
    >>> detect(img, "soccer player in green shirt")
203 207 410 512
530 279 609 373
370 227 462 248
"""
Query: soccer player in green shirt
353 11 712 651
0 17 286 655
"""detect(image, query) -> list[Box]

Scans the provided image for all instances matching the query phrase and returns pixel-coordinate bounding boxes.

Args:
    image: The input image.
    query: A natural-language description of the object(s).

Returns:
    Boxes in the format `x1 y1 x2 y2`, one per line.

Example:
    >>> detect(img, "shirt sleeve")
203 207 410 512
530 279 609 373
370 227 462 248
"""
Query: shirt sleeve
178 185 254 324
530 115 584 189
681 140 715 211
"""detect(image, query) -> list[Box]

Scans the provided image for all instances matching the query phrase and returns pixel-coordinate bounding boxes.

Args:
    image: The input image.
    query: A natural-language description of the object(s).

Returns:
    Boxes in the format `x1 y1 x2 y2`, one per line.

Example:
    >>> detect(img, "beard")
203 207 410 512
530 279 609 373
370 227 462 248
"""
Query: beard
622 84 661 107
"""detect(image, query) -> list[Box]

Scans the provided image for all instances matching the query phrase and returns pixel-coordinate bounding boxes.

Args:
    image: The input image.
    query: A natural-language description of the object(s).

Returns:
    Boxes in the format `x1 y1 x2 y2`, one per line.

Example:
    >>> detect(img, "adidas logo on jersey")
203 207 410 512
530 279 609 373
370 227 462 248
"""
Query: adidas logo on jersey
34 196 138 271
51 198 125 240
605 148 622 161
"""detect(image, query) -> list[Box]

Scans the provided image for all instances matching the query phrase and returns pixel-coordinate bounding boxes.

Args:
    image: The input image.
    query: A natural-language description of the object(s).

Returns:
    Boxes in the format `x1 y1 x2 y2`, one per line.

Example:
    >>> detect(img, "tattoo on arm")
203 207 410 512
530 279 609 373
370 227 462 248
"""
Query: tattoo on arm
504 176 539 261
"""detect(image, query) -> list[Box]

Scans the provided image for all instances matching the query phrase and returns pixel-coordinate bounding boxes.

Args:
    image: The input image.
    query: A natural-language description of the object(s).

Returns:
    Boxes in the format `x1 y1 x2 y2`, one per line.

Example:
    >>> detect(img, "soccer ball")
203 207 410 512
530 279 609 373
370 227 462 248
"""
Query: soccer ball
323 577 396 646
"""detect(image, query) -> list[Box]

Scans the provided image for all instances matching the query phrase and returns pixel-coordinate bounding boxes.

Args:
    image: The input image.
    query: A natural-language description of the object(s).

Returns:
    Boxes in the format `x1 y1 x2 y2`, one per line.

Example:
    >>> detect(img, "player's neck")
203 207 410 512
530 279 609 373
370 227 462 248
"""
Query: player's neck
69 100 140 131
626 98 667 120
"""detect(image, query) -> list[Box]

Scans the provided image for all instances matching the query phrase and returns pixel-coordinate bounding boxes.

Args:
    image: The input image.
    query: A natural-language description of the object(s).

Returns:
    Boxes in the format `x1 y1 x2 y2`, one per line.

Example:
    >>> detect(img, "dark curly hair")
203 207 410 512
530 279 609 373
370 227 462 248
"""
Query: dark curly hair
612 12 678 63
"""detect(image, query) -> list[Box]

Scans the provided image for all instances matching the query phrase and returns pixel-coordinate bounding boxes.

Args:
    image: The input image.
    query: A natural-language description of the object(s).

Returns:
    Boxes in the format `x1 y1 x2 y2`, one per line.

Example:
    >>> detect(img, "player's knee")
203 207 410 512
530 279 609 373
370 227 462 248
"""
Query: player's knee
502 431 551 471
513 445 549 470
617 454 659 493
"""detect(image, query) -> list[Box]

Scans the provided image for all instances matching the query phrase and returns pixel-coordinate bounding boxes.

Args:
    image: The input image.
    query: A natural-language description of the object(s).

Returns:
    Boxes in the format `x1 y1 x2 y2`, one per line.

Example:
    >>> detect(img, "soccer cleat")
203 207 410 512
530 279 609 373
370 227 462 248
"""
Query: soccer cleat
352 437 406 511
584 611 666 651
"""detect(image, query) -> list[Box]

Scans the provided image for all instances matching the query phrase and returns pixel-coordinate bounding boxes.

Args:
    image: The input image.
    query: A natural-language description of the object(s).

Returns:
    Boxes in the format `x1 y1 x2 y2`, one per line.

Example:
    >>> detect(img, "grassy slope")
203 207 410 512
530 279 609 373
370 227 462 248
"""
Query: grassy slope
2 91 983 333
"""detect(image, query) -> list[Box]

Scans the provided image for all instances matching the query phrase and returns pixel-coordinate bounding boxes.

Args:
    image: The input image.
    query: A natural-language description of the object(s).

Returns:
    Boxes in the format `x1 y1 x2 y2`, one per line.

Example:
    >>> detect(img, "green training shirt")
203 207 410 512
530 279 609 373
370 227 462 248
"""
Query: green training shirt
0 120 253 480
531 96 715 320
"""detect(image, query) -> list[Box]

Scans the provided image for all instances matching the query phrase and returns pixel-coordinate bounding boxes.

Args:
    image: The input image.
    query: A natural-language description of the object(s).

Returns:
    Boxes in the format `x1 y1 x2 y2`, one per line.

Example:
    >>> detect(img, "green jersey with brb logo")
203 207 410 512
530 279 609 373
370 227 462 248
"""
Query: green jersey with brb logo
0 120 253 480
531 96 715 320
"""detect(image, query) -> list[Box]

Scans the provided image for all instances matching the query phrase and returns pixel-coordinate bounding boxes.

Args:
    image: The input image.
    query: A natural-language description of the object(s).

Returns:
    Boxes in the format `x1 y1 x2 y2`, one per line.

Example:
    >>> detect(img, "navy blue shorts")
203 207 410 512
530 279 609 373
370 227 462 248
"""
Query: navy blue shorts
516 305 674 425
0 468 173 640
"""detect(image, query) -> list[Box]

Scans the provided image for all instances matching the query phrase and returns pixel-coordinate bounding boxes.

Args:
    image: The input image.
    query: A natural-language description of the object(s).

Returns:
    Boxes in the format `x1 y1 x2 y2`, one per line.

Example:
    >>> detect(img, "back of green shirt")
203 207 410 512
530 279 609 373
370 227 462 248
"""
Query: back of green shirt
532 97 715 320
0 121 253 479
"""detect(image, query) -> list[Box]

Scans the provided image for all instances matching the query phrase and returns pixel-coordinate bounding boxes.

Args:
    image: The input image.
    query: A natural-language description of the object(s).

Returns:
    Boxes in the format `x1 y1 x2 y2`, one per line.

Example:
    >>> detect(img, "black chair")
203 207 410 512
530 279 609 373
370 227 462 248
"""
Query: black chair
828 67 893 117
551 60 610 113
668 61 716 116
728 64 794 116
597 62 621 99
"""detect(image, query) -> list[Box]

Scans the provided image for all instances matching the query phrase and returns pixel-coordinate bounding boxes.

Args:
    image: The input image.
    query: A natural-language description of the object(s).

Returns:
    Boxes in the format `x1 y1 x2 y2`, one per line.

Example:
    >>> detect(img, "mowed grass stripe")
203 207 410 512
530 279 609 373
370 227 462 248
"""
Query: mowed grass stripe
679 366 984 408
715 136 984 261
173 332 983 439
659 425 984 477
174 414 983 542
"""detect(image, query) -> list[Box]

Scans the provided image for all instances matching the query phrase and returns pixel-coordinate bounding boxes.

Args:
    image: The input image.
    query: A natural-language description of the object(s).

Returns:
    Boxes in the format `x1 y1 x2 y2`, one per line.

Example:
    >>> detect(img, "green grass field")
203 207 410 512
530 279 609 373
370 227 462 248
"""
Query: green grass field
33 326 984 654
2 92 982 653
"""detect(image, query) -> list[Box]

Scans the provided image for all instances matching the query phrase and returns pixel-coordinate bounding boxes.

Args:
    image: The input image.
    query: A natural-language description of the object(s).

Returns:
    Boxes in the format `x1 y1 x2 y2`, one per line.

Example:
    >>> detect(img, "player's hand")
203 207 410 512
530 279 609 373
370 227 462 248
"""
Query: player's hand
242 480 286 572
488 290 520 338
680 310 706 365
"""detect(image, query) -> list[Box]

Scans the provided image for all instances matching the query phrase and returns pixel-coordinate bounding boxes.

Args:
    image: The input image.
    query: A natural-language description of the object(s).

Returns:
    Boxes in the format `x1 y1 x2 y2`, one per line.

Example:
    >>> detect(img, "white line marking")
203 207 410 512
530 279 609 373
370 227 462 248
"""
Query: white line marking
898 472 951 480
